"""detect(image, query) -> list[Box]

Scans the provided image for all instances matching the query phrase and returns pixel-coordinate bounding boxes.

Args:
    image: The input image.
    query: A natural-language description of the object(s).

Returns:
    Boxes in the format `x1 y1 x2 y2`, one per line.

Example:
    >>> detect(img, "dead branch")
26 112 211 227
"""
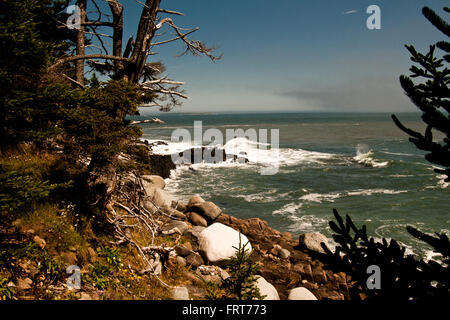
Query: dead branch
49 54 132 70
148 88 190 99
154 18 221 61
157 8 185 16
61 73 88 89
151 28 198 46
142 77 185 86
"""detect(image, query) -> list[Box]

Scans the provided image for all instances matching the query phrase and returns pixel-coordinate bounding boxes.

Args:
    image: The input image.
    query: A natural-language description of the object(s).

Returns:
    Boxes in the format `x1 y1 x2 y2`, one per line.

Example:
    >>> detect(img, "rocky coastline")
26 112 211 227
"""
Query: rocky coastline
142 145 354 300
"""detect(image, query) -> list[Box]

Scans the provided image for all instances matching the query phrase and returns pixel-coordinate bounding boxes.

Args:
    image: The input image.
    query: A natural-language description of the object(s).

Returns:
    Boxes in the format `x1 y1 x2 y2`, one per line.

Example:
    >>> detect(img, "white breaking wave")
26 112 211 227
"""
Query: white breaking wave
296 188 408 204
437 174 449 189
145 137 338 168
233 189 280 203
346 189 408 196
272 202 303 215
354 144 389 168
145 139 193 155
381 151 418 157
223 137 337 167
389 174 414 178
300 192 342 203
287 215 330 234
424 174 449 189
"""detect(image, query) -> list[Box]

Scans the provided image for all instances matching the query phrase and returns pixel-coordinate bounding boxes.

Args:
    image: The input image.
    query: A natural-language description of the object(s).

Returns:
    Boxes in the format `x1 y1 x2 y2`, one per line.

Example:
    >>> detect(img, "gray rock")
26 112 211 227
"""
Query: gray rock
162 221 188 235
143 199 157 214
298 232 329 253
187 212 208 227
185 252 204 268
152 188 173 209
271 244 282 255
197 265 230 281
184 226 205 240
183 226 205 251
142 175 166 190
190 202 222 222
152 261 162 275
279 248 291 259
174 201 187 212
287 287 318 300
164 207 187 220
187 195 205 207
172 287 189 300
175 244 192 257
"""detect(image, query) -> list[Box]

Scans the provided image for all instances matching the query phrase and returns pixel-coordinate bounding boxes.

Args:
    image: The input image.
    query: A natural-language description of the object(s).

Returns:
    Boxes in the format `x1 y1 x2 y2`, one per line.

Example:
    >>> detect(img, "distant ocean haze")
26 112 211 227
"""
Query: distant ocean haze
137 112 449 261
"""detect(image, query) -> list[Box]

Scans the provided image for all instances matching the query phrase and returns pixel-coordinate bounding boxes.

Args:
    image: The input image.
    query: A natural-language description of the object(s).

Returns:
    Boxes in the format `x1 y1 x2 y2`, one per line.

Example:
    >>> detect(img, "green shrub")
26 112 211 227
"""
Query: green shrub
0 165 57 213
97 246 122 270
200 234 265 300
40 252 65 283
89 261 112 290
0 278 14 300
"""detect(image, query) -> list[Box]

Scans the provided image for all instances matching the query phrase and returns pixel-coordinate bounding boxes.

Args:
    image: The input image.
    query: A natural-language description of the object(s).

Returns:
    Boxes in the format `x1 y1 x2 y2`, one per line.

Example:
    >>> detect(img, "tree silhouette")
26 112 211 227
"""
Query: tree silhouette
392 6 450 182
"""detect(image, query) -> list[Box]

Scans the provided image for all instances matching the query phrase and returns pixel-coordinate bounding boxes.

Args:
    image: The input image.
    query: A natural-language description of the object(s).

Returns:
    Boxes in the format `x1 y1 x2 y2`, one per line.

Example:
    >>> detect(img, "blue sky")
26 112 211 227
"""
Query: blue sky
84 1 449 112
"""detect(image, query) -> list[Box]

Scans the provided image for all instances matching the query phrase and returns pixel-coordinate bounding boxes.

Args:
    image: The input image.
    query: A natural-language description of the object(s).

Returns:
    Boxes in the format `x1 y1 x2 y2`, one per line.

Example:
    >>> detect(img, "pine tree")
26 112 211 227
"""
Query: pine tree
392 6 450 182
199 234 265 300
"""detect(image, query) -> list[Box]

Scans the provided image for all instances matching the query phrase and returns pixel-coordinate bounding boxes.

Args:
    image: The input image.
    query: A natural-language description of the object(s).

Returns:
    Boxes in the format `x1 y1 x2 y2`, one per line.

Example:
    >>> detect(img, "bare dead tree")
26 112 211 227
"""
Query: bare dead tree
49 0 220 223
51 0 220 110
75 0 87 84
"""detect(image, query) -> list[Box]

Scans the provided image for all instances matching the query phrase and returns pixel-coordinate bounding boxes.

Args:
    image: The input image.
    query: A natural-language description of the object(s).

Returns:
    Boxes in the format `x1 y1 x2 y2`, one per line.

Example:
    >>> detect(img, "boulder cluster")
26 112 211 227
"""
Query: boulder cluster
141 175 352 301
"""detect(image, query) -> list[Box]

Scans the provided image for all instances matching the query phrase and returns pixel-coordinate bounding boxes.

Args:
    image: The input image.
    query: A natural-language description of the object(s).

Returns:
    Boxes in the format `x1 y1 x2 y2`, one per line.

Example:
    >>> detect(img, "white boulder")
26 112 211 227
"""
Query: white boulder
288 287 318 300
198 223 252 264
255 276 280 300
152 188 173 209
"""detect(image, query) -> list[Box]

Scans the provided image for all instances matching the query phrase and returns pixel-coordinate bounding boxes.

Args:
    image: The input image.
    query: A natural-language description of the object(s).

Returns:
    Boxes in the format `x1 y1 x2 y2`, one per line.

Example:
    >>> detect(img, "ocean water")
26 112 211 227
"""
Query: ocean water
138 112 449 260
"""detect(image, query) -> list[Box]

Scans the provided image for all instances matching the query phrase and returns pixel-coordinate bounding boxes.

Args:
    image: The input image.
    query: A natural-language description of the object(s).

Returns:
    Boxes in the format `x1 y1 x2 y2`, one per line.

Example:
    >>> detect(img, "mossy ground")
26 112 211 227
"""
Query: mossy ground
0 152 197 300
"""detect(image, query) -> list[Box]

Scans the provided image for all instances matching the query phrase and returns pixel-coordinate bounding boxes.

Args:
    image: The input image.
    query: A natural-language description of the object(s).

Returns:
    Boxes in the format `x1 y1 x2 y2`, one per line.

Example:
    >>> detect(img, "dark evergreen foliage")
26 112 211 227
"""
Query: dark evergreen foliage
0 0 74 147
322 209 449 300
392 6 450 181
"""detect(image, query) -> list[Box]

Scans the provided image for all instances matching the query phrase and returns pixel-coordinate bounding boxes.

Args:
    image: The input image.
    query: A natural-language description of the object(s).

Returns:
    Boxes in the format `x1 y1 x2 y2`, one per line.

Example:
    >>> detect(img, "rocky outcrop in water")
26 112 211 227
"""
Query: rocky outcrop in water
148 144 249 179
148 154 176 179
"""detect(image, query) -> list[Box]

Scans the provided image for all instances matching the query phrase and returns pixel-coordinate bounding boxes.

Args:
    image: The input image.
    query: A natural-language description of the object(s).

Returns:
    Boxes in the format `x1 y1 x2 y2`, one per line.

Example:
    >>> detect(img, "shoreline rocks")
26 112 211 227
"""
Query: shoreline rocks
188 202 222 223
298 233 330 254
198 223 252 265
140 175 350 300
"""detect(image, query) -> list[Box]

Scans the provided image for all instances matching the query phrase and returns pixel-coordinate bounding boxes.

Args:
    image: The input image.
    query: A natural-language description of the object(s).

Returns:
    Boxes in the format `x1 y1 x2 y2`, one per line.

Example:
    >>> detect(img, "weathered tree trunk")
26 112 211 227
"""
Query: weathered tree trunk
75 0 86 85
128 0 161 83
107 0 125 79
85 0 159 217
